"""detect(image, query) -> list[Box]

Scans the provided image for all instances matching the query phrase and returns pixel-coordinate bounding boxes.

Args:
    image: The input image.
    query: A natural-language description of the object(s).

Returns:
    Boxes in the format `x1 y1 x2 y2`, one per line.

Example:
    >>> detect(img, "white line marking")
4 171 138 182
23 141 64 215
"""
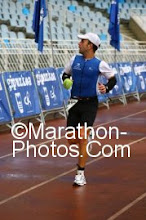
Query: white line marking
94 109 146 127
0 109 146 160
0 136 145 206
107 192 146 220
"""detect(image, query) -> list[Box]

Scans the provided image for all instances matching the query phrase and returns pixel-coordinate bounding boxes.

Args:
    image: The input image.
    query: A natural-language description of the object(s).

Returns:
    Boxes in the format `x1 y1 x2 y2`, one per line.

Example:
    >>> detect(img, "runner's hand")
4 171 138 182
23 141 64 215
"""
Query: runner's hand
98 83 106 94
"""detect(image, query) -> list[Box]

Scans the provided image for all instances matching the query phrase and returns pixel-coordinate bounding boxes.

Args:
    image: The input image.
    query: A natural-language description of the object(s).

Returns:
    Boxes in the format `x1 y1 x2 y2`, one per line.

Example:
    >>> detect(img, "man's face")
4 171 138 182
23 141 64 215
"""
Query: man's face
78 39 91 54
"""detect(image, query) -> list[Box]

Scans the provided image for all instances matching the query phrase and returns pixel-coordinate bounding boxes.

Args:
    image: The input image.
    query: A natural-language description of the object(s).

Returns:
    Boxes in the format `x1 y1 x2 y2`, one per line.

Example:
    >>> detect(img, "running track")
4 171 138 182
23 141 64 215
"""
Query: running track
0 100 146 220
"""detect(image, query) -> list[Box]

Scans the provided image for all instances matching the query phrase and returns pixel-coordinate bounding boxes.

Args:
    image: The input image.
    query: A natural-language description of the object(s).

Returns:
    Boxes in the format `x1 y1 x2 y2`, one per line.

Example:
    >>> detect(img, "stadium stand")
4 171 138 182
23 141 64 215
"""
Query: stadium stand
0 0 145 41
0 0 145 70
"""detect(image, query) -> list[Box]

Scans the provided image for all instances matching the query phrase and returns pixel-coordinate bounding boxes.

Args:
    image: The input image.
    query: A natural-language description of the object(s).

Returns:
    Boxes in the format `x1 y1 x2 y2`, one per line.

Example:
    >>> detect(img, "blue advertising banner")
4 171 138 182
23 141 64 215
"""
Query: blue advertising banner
108 63 123 97
34 68 64 110
0 74 12 123
4 71 41 118
98 93 108 103
133 62 146 93
118 62 137 94
56 68 71 104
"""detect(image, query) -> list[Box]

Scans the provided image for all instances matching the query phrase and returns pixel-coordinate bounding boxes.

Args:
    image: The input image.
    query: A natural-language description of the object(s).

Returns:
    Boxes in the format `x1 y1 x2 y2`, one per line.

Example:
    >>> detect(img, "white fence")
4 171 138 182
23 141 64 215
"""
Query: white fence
0 39 146 72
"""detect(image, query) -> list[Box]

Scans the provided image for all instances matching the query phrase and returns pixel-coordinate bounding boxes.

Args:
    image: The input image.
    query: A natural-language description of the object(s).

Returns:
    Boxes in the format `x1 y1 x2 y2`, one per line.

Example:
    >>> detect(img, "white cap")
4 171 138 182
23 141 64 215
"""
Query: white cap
78 32 101 47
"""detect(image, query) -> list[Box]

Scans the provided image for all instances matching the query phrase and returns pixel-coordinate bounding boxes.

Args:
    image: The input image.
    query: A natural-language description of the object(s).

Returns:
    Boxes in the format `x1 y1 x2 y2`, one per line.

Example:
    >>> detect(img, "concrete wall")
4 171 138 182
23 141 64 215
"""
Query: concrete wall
129 16 146 41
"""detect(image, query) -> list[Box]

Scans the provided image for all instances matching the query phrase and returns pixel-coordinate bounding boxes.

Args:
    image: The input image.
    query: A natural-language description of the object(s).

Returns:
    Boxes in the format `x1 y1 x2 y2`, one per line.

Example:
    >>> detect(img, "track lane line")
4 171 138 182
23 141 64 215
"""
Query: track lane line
0 136 145 206
107 192 146 220
0 109 146 160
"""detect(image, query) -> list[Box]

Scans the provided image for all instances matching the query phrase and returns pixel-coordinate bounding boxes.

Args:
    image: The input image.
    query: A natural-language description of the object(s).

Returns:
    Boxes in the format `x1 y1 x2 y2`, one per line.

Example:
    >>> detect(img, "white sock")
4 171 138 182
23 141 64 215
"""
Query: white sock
77 170 84 175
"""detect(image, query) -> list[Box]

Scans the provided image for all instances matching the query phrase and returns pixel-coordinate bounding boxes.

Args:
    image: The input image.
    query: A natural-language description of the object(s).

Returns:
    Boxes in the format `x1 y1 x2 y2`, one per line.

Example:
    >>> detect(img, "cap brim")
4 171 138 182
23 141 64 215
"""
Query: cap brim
77 34 88 39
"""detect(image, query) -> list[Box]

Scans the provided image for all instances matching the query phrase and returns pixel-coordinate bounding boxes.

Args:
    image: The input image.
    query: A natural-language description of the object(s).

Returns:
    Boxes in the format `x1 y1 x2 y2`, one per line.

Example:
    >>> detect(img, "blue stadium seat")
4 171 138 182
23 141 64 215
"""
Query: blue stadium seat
22 7 30 16
100 34 107 41
68 5 76 13
3 39 10 44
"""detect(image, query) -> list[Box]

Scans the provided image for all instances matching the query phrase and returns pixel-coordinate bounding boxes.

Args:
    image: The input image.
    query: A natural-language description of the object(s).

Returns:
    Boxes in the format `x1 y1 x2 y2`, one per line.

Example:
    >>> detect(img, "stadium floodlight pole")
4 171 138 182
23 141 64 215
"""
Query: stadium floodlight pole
47 2 68 118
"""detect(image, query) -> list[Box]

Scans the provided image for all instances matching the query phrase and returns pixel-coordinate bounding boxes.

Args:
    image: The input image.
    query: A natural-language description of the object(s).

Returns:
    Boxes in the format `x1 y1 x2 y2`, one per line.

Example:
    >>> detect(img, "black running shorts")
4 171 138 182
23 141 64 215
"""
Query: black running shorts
67 97 98 129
